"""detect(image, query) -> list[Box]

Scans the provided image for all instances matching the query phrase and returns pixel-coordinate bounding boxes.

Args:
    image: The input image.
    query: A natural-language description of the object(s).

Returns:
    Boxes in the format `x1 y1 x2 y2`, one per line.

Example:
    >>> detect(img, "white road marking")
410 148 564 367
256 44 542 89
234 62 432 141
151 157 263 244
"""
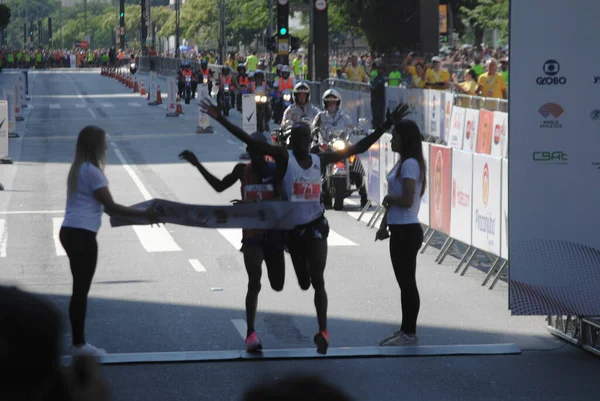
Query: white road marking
231 319 247 339
75 104 86 108
49 104 61 109
52 217 66 256
0 219 7 257
188 259 206 272
327 229 358 246
0 210 64 215
128 102 142 107
110 141 182 253
88 108 97 119
217 228 242 249
101 103 114 108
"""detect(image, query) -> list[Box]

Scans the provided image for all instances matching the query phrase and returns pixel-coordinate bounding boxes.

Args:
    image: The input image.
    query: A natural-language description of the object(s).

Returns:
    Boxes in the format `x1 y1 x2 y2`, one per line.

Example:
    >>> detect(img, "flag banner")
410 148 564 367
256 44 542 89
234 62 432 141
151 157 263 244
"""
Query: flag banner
110 199 298 230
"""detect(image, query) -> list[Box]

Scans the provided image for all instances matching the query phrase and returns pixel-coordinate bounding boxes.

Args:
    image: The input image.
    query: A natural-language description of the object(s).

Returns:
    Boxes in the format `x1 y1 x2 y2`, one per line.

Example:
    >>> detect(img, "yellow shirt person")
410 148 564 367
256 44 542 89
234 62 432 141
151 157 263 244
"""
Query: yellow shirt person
477 59 507 109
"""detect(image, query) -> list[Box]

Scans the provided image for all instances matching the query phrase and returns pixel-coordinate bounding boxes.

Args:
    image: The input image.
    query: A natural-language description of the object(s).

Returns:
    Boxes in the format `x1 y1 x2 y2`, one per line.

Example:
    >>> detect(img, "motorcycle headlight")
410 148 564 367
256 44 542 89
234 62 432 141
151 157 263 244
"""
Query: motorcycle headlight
255 95 261 102
224 85 229 92
203 78 208 84
260 96 267 103
283 94 291 101
130 63 135 68
331 140 346 151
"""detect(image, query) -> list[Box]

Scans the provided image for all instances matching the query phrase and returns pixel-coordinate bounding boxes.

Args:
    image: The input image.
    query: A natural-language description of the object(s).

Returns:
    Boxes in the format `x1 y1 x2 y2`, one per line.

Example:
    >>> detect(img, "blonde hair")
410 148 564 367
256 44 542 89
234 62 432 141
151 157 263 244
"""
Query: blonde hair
67 126 107 195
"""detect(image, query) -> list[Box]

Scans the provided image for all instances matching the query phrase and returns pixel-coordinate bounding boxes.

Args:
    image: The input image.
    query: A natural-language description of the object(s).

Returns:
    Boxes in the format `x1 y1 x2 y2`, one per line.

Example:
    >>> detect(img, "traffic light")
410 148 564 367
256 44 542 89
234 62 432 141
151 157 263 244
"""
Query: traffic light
277 0 289 38
290 35 301 51
119 0 125 24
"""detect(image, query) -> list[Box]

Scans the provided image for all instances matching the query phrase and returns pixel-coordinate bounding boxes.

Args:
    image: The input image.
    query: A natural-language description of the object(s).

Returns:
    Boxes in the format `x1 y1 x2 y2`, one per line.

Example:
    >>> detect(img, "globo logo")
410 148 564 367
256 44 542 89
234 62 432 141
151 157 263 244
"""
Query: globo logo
537 59 567 85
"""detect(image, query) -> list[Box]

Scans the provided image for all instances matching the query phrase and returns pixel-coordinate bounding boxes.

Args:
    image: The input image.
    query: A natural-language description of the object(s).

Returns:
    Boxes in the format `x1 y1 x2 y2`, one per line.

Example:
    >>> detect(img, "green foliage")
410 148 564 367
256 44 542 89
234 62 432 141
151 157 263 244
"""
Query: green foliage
0 4 11 30
460 0 509 40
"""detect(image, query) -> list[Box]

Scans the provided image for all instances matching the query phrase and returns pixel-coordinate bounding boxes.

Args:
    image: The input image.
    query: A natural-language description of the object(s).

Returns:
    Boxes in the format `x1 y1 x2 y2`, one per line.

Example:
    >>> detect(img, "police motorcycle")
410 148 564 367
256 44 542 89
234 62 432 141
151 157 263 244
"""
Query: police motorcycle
184 75 193 104
272 66 294 125
129 56 137 75
254 84 271 133
216 66 234 117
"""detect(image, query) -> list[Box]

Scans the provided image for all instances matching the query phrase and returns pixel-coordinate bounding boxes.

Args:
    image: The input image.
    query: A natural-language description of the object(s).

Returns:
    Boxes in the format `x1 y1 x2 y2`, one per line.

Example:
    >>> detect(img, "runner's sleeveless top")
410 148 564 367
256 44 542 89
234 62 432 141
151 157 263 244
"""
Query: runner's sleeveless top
282 150 324 226
241 162 276 237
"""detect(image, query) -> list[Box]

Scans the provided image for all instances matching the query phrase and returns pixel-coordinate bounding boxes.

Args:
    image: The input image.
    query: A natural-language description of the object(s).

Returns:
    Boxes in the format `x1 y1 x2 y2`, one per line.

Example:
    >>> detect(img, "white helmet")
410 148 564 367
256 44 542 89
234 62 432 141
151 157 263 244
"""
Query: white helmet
322 88 342 110
293 82 311 103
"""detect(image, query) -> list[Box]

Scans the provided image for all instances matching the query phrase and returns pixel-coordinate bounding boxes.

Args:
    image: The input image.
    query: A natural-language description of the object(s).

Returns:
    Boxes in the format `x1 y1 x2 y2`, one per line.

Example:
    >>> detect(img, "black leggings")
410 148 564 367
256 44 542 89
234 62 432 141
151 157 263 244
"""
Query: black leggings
59 226 98 346
389 223 423 334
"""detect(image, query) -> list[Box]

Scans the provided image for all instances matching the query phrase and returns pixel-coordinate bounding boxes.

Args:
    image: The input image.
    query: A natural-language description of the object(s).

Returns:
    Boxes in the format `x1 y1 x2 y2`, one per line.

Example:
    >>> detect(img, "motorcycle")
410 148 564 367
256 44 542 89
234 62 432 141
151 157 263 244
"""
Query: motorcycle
271 117 317 149
272 89 293 125
220 84 232 117
254 86 270 132
316 126 368 210
184 75 192 104
129 61 137 75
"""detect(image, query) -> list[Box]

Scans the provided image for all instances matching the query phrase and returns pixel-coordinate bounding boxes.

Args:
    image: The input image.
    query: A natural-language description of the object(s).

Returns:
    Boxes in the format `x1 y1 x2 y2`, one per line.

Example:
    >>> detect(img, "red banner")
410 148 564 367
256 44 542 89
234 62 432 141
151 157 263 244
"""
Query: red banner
429 145 452 235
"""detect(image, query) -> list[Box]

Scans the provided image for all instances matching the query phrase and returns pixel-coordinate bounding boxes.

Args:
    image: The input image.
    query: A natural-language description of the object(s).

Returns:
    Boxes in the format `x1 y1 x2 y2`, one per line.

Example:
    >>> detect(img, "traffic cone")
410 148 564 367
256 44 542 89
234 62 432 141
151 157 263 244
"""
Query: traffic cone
156 86 162 105
175 94 183 115
140 81 146 96
133 78 139 93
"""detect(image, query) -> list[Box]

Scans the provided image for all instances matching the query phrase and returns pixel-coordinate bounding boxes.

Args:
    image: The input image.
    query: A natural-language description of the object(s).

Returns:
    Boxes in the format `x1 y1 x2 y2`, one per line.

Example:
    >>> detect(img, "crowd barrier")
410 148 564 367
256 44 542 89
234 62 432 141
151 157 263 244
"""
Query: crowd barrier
0 70 28 163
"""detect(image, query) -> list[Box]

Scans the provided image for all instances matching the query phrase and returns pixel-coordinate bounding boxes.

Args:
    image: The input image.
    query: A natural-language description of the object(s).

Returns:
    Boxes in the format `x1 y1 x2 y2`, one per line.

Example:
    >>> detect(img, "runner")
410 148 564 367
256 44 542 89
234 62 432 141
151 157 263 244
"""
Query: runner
199 99 410 354
61 126 160 356
178 132 287 353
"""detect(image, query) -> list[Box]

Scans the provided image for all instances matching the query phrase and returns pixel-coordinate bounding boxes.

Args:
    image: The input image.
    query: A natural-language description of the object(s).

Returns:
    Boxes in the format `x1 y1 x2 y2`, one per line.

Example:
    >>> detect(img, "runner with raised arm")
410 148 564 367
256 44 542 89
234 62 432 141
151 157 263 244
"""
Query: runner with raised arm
178 132 287 353
199 98 409 354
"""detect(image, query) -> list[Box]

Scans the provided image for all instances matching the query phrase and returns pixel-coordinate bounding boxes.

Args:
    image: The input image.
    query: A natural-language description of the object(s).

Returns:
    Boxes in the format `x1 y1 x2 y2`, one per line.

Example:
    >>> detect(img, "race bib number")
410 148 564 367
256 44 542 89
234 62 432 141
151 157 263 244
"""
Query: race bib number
244 184 274 201
291 178 321 202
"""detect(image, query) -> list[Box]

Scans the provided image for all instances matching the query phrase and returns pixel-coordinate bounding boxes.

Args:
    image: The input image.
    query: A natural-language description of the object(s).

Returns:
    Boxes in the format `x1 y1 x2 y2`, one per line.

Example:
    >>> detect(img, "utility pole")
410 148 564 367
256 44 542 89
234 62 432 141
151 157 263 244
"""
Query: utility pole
141 0 147 56
219 0 225 64
175 0 180 58
84 0 88 41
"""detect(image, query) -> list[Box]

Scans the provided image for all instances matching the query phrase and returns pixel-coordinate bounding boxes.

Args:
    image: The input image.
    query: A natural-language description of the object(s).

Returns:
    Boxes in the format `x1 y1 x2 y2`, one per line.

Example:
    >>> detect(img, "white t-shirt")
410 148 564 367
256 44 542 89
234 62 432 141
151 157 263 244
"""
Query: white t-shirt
386 158 422 225
62 162 108 233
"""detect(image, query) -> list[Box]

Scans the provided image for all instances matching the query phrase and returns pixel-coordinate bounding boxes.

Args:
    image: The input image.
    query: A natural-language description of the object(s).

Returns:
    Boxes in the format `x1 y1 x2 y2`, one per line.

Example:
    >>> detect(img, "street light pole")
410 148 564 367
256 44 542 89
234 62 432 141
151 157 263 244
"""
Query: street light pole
84 0 88 41
175 0 180 58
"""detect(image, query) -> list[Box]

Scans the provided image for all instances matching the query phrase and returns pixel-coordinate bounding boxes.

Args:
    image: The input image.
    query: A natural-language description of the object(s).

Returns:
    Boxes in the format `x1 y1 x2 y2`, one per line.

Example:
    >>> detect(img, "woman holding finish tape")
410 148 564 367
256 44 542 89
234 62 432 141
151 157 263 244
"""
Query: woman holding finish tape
61 126 160 356
376 120 427 346
199 98 409 354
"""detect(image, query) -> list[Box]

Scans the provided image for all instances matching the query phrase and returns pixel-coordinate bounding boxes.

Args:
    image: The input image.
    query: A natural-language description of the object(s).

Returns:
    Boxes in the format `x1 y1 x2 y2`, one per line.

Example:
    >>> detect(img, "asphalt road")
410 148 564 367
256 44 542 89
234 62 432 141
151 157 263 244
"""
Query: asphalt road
0 69 598 401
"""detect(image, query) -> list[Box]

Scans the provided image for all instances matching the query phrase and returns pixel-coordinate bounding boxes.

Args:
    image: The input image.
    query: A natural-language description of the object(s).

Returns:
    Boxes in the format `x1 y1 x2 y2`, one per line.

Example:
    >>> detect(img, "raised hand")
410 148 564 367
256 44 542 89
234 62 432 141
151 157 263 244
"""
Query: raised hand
385 102 411 126
199 98 221 119
179 149 200 167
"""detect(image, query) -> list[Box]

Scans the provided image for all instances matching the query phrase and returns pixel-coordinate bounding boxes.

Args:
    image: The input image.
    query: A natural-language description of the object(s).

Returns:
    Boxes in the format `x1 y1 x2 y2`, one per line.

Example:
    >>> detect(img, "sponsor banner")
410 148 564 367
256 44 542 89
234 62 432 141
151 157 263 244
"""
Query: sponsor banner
450 149 473 245
4 88 16 133
379 133 396 205
476 109 494 155
367 139 381 206
427 90 441 138
462 108 480 152
0 101 8 159
418 142 430 226
70 55 77 69
509 0 600 315
167 78 177 113
149 71 157 102
242 94 257 134
501 158 508 260
406 88 426 135
447 106 466 149
110 199 299 230
428 145 451 235
385 86 407 116
471 153 502 256
441 91 453 141
14 82 21 118
491 111 508 158
197 84 211 129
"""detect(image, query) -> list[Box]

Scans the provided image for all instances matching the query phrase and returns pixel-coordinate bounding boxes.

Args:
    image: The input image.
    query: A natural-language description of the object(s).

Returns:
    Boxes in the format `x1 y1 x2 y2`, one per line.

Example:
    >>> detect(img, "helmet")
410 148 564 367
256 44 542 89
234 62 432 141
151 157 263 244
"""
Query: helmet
183 61 191 68
237 64 246 72
254 70 264 80
322 88 342 110
222 65 230 74
293 82 311 104
200 59 208 68
281 65 291 78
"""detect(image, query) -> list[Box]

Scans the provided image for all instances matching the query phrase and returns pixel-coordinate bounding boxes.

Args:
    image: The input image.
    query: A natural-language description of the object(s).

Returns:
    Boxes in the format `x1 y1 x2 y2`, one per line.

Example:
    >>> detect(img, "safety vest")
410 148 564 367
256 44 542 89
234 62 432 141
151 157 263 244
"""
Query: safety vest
220 75 232 85
200 67 210 76
278 77 294 91
183 69 193 78
238 76 249 86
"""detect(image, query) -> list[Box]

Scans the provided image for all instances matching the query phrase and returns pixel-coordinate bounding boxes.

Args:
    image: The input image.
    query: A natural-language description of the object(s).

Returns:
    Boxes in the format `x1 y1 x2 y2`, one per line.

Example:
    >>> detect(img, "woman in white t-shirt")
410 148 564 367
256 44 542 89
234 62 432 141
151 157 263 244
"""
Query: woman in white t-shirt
375 120 427 346
61 126 159 356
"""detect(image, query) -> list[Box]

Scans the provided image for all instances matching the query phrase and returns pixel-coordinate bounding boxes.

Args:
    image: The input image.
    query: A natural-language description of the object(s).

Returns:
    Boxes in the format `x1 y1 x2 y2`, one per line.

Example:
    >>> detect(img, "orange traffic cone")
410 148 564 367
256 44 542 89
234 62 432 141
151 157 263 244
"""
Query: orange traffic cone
140 81 146 96
156 86 163 105
133 78 139 93
175 93 183 115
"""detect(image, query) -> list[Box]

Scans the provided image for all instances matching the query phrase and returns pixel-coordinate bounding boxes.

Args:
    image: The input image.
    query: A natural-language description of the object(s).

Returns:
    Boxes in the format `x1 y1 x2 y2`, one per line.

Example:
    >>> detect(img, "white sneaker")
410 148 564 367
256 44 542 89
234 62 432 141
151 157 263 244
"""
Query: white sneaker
71 343 107 356
380 332 419 346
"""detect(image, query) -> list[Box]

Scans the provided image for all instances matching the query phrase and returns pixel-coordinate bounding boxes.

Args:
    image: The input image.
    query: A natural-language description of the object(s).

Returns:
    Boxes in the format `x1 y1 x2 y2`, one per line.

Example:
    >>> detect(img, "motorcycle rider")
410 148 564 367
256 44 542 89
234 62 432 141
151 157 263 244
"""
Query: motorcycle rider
198 59 214 95
281 82 321 127
178 61 197 99
249 70 272 131
313 89 369 207
217 65 234 110
273 65 295 124
236 64 250 112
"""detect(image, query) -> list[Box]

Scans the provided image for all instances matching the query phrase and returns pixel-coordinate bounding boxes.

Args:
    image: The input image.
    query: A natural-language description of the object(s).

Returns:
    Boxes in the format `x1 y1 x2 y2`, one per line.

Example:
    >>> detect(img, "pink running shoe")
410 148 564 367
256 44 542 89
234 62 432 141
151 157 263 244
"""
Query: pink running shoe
245 332 263 353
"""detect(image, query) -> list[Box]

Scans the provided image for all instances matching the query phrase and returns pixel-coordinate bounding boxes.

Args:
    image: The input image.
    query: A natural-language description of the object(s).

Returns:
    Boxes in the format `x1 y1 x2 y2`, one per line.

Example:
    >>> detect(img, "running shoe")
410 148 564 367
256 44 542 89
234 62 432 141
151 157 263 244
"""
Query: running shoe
380 332 418 346
314 330 329 355
245 332 263 353
379 329 402 346
71 343 106 356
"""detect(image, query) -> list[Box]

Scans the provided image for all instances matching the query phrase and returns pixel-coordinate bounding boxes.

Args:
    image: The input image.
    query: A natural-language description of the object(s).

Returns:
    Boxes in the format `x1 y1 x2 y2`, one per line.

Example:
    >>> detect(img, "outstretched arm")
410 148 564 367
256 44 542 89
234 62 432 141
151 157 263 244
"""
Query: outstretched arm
179 150 244 192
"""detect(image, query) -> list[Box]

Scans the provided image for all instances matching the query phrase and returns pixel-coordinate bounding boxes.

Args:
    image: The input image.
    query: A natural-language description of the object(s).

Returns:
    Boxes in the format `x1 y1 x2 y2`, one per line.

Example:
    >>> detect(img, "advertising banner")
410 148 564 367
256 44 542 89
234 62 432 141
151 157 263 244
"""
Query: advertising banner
0 101 8 160
4 88 16 134
242 94 257 134
471 154 502 256
509 0 600 315
197 84 211 131
428 145 451 235
385 86 407 116
441 91 453 141
491 111 508 158
14 82 22 120
418 143 430 226
476 109 494 155
450 149 473 245
501 158 508 260
462 108 480 152
167 78 177 115
406 88 426 135
149 71 157 103
427 90 441 138
367 140 381 206
447 106 466 149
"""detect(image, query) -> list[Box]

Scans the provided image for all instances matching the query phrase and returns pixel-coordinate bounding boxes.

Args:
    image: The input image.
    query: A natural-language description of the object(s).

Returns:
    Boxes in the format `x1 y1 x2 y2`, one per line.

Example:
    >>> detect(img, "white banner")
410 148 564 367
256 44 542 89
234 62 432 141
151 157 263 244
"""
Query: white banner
462 108 480 153
70 55 77 68
450 149 473 245
385 86 407 116
0 101 8 159
471 153 502 256
509 0 600 315
197 84 211 130
418 142 430 226
167 78 177 114
440 91 453 141
427 90 441 138
14 82 22 120
379 133 396 205
242 94 257 134
447 106 466 149
149 71 157 103
491 111 508 158
501 158 508 260
406 88 426 135
110 199 299 230
4 88 16 134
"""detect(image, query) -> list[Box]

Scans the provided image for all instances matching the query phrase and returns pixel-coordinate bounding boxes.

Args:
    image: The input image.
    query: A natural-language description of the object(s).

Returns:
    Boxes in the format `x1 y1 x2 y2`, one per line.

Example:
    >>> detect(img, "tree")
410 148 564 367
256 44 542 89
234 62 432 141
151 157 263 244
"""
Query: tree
0 4 11 30
460 0 508 44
